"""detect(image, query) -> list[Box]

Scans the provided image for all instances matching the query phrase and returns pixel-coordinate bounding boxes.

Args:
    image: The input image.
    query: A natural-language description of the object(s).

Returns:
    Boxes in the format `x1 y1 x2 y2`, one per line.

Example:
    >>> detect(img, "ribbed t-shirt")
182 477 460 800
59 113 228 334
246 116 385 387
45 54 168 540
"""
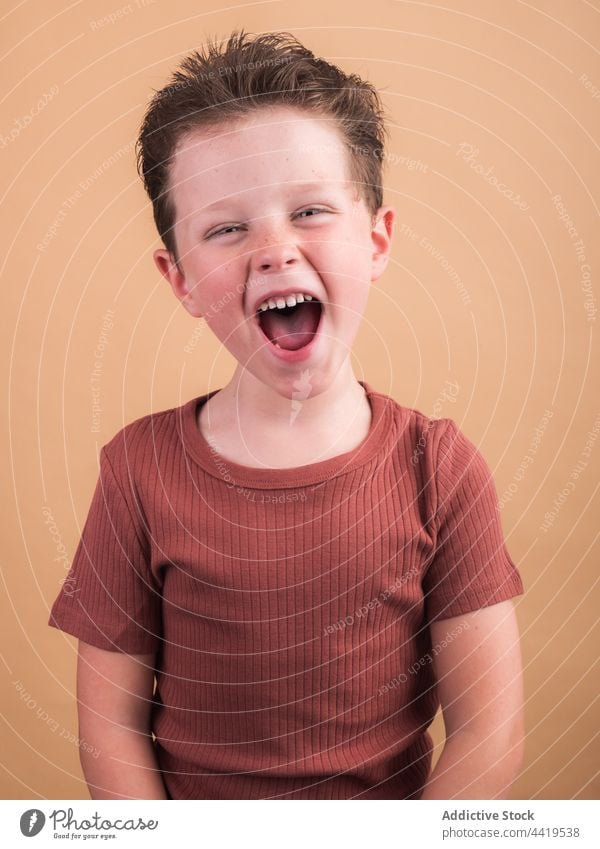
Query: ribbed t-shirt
48 380 524 800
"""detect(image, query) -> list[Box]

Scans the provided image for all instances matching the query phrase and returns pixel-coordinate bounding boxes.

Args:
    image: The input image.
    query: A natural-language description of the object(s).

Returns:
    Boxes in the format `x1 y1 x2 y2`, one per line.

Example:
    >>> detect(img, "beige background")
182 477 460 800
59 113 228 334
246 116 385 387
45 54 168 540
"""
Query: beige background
2 0 598 800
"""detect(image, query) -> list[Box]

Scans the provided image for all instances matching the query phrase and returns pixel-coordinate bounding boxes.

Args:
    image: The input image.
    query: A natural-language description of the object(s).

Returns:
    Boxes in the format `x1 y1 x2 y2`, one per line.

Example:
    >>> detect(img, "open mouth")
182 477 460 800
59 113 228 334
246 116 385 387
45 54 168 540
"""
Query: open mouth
256 299 323 351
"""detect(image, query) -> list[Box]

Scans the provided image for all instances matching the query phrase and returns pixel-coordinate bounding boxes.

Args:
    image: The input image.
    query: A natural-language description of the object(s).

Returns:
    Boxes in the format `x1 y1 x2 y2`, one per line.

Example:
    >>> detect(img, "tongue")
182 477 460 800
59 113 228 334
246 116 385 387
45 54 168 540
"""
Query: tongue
259 301 321 350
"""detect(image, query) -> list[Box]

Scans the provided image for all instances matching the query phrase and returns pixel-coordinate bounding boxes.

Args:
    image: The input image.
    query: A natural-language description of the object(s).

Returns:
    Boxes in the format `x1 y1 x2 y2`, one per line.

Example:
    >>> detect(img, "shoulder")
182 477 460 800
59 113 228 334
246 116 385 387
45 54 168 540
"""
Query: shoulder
429 417 501 528
363 383 488 470
433 417 495 487
99 398 189 481
367 385 453 467
376 389 498 522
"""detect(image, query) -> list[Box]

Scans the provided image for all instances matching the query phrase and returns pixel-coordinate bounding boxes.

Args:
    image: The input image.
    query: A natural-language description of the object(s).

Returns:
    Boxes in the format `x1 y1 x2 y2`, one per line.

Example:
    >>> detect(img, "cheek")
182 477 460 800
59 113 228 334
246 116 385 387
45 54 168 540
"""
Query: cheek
321 284 368 341
201 286 250 343
195 261 242 322
203 300 246 341
320 244 370 306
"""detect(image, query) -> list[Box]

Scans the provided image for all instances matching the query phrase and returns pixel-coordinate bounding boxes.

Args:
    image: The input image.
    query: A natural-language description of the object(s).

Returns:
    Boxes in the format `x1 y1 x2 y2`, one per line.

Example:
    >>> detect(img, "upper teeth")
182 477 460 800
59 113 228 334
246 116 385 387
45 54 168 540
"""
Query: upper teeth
257 292 314 312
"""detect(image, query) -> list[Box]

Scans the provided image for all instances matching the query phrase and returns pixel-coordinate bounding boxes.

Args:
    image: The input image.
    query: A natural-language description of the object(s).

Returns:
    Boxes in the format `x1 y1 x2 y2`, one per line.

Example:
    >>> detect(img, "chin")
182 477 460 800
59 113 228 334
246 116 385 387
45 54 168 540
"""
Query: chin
263 362 344 401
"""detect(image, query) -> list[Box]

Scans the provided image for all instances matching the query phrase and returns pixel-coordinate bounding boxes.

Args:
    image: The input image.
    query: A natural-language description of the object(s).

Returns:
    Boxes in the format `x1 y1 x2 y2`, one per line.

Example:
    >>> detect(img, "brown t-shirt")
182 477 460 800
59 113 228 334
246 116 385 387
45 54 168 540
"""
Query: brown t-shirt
48 380 524 800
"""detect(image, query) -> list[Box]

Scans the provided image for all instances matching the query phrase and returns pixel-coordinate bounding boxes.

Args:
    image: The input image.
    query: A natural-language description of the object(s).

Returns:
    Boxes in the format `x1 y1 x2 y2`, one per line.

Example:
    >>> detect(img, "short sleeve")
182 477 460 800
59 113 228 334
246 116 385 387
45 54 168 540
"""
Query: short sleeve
423 418 524 623
48 445 162 653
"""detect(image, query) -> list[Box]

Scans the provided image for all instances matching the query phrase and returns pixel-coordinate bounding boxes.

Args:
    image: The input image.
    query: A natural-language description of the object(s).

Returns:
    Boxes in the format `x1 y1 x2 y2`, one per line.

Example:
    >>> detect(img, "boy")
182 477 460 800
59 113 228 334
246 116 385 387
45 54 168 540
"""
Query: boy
48 30 525 800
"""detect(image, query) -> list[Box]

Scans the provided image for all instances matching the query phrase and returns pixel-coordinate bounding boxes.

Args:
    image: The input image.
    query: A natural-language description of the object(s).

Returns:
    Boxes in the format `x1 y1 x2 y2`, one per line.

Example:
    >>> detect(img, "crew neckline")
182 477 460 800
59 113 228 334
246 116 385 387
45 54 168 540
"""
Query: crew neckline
177 380 394 489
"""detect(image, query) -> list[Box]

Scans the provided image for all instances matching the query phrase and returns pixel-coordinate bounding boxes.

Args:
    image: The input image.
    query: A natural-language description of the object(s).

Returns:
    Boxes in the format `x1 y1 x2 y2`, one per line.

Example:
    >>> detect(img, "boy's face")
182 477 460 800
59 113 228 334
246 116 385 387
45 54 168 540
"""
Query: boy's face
154 106 394 395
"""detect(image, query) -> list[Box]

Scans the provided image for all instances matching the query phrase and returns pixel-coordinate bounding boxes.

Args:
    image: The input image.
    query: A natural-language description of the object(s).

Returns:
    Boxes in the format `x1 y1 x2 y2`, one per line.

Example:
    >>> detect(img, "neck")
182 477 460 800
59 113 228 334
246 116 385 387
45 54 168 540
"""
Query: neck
199 360 372 468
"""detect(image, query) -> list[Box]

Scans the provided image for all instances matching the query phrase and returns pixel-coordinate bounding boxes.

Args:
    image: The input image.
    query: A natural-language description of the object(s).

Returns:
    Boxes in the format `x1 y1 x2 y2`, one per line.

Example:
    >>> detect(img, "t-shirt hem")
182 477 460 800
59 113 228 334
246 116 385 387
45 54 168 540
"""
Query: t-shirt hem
48 610 160 654
426 568 524 622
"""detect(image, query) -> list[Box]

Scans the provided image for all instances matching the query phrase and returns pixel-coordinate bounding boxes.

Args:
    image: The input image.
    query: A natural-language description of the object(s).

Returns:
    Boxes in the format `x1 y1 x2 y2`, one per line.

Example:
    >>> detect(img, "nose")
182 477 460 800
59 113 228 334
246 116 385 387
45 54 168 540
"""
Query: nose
249 220 302 275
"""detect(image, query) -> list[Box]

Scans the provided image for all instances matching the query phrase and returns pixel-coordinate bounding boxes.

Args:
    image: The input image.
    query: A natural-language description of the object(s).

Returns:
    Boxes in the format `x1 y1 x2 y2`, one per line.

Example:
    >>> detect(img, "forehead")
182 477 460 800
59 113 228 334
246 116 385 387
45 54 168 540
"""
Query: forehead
169 107 354 217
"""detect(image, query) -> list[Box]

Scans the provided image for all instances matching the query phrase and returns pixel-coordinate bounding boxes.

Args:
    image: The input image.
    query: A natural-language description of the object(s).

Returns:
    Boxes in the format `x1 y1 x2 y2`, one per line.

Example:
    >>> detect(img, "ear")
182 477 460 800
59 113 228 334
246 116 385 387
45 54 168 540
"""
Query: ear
153 249 203 318
370 205 394 282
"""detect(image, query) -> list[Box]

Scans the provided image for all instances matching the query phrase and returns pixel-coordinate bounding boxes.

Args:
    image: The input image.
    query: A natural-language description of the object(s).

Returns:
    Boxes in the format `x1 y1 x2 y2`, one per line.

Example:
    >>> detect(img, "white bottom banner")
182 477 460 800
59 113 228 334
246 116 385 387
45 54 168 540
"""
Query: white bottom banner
0 799 597 848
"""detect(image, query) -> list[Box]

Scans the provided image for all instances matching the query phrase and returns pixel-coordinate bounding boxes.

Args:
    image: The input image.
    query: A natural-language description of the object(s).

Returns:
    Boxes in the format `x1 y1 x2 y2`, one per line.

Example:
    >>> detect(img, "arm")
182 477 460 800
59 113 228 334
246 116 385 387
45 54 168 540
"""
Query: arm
76 640 168 800
420 599 525 800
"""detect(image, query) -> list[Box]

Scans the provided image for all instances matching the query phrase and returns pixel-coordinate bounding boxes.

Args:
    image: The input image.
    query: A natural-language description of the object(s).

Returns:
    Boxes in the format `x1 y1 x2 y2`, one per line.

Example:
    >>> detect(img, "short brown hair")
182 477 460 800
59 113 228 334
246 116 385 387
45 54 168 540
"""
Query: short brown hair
136 29 389 266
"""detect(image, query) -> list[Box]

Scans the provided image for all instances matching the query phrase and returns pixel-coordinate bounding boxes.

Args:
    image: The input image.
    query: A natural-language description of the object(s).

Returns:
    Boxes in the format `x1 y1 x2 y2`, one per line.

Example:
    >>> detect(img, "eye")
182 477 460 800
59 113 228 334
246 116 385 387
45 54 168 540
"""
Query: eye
207 224 244 238
296 207 328 219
